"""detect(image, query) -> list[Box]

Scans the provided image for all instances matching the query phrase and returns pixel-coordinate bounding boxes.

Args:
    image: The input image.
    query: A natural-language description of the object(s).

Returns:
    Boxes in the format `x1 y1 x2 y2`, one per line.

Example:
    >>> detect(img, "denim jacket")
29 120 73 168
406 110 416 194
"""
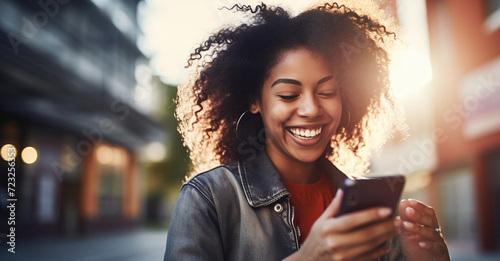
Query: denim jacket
164 151 403 260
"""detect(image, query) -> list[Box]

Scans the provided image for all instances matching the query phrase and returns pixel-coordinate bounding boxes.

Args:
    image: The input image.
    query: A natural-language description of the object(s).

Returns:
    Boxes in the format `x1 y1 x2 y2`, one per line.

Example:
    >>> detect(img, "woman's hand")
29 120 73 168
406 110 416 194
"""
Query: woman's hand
399 199 450 261
285 189 401 261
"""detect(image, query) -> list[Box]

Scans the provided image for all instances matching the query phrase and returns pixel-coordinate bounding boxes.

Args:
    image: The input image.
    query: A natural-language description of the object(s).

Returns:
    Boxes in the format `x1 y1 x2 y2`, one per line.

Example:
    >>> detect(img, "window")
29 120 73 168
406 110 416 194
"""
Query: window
484 0 500 33
439 168 478 242
99 164 123 217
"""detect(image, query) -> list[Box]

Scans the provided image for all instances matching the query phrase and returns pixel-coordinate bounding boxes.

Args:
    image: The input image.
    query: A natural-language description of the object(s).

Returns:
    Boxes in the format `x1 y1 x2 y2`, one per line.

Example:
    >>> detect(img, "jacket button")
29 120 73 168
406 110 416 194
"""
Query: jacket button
274 203 283 213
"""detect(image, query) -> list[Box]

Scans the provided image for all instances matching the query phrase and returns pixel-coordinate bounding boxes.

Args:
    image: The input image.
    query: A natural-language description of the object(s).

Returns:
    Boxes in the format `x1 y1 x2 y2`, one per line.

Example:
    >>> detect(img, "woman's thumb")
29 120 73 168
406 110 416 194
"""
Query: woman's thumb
320 189 343 219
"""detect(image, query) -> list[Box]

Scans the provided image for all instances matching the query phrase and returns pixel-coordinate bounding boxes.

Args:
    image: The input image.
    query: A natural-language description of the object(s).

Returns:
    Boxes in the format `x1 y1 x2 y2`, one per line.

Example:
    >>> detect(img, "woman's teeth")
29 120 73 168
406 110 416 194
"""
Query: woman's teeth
288 127 322 139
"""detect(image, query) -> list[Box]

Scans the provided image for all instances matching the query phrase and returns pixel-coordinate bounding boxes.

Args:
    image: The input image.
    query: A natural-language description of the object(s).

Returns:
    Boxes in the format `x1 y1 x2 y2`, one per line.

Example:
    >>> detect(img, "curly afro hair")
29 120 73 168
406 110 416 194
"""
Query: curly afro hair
176 1 406 177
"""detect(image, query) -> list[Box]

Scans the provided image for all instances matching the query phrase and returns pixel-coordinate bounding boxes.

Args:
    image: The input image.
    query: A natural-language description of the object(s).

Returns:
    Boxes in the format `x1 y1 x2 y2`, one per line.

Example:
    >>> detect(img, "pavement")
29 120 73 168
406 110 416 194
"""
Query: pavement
0 229 167 261
1 229 499 260
447 240 500 261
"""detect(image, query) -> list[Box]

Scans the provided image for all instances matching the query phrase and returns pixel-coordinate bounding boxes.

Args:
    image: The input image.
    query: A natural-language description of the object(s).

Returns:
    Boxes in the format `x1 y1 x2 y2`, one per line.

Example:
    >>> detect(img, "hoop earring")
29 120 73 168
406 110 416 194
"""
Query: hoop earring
236 110 250 139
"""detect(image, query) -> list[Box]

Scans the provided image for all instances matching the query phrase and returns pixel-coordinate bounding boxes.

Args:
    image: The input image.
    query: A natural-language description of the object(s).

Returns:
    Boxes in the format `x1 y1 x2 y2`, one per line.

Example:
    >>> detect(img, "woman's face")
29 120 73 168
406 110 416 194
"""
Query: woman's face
251 47 342 164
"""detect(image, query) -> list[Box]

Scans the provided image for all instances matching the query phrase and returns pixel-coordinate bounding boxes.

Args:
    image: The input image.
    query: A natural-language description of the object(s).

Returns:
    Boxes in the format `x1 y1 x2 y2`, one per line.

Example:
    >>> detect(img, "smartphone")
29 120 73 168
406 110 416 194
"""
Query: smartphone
335 175 405 217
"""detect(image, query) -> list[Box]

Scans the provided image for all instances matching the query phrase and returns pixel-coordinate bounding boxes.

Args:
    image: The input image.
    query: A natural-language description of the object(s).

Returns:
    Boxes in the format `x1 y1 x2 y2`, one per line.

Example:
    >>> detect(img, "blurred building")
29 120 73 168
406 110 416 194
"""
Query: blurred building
0 0 165 238
426 0 500 252
371 0 500 255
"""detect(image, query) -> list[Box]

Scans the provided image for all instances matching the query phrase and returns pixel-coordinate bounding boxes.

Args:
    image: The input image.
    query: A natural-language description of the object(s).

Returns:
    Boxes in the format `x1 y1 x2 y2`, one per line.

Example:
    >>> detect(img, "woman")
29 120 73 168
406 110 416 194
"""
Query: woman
165 2 450 260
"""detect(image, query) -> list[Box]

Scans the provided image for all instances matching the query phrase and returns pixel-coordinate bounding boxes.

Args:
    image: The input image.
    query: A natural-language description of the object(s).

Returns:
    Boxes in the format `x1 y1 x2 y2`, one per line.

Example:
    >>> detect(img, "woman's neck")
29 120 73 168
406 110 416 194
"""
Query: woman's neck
266 147 322 184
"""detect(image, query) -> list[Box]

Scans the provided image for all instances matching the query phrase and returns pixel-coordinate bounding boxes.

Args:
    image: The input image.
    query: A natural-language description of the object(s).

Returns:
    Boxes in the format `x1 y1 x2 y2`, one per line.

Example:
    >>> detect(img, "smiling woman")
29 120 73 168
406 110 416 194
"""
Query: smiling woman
177 2 405 176
165 1 450 261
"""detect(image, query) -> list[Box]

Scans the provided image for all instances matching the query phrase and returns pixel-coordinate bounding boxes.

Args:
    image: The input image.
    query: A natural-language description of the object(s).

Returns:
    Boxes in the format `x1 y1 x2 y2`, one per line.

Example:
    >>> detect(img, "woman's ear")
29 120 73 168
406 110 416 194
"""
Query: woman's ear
249 100 260 114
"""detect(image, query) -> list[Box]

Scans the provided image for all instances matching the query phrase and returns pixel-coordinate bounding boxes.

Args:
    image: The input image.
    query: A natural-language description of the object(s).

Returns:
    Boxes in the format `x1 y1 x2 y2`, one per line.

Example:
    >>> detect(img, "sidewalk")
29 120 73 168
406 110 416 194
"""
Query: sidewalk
0 229 167 261
448 240 500 261
2 229 499 260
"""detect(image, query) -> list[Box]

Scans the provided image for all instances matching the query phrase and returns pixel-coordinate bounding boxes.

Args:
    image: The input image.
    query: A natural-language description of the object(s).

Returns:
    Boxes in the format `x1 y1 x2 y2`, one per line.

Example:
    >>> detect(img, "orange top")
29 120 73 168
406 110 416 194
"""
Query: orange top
284 172 337 244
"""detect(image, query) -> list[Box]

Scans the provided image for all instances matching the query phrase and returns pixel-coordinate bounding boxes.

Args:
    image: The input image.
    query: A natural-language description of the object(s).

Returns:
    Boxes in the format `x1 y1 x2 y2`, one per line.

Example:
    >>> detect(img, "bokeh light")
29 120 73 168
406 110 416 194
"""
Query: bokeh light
1 144 17 161
97 145 113 165
21 146 38 164
144 141 166 162
390 46 433 99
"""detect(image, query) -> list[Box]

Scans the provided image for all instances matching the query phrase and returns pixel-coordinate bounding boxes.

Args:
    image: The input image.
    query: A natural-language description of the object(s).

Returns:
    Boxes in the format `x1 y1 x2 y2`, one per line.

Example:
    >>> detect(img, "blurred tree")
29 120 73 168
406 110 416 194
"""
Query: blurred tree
145 76 191 226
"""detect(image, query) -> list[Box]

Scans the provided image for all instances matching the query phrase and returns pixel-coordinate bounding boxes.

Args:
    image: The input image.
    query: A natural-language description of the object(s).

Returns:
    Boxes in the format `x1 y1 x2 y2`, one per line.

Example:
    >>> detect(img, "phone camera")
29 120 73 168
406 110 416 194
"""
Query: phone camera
346 190 360 206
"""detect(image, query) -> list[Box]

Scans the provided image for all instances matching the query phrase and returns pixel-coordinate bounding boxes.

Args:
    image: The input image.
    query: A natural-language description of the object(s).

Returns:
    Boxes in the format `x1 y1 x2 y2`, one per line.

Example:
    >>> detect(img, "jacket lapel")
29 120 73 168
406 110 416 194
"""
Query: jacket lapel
239 150 350 207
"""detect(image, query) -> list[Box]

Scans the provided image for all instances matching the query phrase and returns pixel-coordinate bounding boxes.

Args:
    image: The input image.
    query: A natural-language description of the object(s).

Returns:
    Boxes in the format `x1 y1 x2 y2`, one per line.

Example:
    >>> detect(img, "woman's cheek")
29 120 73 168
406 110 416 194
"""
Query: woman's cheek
270 103 294 121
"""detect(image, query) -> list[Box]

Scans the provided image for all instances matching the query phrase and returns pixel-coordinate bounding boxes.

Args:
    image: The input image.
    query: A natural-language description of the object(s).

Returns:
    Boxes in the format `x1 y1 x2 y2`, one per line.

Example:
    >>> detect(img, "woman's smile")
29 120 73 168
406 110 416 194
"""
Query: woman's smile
286 126 324 146
286 126 323 139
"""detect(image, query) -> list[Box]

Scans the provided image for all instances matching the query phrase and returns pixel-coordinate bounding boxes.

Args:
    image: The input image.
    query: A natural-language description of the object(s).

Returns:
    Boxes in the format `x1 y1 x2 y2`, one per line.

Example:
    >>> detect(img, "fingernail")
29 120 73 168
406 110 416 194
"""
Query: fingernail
406 207 415 215
394 219 402 227
403 221 414 228
419 242 426 248
378 208 392 217
409 199 418 206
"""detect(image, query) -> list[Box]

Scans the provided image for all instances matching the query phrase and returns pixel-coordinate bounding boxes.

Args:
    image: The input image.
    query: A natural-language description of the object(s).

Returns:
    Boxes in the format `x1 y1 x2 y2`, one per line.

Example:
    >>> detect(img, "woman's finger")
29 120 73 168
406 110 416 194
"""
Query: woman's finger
402 205 436 229
331 220 399 259
417 240 448 253
325 231 392 261
319 189 343 219
408 199 439 227
324 218 400 250
324 206 394 233
403 221 442 241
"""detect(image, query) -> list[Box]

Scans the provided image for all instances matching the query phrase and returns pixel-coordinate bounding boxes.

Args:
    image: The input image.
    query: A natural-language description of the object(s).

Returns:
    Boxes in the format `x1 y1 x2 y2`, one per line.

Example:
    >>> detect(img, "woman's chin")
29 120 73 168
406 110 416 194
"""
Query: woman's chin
288 150 324 163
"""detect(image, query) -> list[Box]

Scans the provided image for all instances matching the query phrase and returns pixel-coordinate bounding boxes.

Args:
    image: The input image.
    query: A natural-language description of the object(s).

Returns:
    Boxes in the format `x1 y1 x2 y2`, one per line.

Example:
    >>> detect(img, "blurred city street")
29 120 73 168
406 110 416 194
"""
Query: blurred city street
1 0 500 260
0 229 167 261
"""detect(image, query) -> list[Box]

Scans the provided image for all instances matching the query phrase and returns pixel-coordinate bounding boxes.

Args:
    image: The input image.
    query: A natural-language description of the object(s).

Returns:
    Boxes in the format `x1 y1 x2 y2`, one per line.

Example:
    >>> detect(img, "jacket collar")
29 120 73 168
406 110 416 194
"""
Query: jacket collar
238 150 348 207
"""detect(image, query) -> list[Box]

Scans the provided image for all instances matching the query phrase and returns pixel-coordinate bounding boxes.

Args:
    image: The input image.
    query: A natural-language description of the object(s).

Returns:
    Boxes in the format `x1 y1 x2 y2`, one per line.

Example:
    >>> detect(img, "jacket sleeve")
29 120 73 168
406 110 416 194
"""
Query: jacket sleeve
164 183 224 261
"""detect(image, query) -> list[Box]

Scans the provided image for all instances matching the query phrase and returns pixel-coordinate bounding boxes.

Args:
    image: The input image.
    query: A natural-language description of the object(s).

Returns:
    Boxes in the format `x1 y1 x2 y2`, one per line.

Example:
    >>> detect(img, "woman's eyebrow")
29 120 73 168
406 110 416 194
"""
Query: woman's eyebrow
271 78 301 87
317 75 334 85
271 75 334 87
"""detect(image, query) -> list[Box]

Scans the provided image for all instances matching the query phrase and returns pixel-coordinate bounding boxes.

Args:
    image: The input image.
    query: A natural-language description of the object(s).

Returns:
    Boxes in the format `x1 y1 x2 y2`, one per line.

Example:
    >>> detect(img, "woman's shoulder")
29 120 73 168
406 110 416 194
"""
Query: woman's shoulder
185 164 239 185
181 164 242 201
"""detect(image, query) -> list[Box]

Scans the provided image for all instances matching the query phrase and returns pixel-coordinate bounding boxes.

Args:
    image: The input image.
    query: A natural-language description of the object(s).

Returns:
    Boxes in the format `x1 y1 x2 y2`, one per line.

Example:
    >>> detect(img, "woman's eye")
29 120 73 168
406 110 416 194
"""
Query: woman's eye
319 91 337 98
278 95 299 101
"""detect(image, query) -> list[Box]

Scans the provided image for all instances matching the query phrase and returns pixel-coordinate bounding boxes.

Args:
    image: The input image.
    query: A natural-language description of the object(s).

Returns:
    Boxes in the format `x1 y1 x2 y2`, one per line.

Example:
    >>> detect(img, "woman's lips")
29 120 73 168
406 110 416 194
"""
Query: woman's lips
286 126 322 139
285 126 324 146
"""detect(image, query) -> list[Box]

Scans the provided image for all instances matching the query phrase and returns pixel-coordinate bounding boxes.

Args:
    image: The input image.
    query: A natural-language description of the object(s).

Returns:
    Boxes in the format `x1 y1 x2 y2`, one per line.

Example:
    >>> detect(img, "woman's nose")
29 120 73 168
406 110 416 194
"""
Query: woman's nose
297 94 321 118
